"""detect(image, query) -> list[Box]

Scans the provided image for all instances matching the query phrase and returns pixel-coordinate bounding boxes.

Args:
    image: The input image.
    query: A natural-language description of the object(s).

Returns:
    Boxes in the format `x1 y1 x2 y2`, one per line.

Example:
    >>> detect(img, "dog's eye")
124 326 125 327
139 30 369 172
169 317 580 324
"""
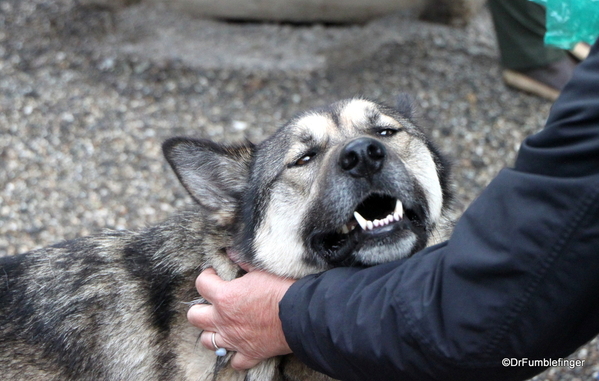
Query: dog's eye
377 128 399 137
294 153 315 166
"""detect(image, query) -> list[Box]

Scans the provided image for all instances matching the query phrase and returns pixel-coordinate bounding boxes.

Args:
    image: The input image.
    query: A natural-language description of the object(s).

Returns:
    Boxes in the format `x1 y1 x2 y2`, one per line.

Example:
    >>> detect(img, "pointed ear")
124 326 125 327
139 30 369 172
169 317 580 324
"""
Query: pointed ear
395 93 414 120
162 137 254 224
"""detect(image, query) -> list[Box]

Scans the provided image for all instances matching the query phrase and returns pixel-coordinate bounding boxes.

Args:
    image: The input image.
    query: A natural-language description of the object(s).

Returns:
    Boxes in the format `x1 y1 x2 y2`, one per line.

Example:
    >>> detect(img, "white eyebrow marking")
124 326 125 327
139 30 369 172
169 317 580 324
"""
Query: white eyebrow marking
285 113 334 163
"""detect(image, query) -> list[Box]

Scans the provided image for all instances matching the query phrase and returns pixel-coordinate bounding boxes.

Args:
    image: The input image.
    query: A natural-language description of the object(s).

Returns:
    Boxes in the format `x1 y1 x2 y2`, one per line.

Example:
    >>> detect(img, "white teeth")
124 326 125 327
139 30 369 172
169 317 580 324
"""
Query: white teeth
338 224 356 234
352 200 404 231
354 211 368 230
395 200 404 219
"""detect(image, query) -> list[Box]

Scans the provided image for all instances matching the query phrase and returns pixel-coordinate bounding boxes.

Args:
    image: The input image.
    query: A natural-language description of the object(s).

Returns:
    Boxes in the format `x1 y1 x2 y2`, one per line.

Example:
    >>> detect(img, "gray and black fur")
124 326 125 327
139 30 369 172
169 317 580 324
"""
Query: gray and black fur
0 97 454 381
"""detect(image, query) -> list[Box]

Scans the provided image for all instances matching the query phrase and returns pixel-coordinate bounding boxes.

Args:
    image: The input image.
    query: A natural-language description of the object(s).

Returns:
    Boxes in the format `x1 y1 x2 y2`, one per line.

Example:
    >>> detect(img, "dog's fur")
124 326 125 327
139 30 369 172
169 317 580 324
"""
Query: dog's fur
0 98 454 381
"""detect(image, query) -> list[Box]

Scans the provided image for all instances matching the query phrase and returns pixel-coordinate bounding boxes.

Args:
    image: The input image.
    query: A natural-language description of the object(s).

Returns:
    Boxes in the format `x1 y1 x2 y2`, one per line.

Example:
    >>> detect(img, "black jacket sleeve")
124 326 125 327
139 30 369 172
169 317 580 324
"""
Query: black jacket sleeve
279 39 599 381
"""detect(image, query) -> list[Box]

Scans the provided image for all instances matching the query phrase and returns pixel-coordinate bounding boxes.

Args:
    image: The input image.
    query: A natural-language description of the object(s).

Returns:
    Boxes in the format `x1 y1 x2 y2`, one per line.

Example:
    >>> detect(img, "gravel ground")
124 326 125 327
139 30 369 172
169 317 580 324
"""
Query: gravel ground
1 0 598 379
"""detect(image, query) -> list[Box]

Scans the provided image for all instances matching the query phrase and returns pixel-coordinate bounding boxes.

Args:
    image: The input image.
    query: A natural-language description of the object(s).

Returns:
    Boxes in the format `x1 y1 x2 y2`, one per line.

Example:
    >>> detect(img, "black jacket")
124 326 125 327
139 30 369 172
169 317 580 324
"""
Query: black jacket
279 39 599 381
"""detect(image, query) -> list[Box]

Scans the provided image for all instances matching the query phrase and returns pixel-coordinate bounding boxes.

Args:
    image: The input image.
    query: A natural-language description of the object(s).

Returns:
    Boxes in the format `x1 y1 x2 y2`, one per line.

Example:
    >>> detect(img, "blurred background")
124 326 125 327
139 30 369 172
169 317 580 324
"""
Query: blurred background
0 0 596 379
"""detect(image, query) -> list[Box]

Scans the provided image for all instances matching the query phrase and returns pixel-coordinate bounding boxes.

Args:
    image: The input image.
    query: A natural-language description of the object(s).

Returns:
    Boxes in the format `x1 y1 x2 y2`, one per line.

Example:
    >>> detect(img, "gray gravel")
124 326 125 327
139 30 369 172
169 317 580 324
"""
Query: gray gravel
1 0 598 380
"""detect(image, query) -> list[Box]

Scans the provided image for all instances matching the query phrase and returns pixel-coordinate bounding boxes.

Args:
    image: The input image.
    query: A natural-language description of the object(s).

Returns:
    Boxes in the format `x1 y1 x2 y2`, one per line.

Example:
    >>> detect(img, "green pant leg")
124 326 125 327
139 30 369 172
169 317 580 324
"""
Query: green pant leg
488 0 566 70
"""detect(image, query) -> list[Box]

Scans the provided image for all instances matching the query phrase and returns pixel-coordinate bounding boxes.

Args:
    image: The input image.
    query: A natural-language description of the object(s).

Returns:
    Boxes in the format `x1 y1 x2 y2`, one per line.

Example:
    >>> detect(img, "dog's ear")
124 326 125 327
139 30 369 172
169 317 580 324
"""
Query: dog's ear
162 137 254 223
395 93 414 120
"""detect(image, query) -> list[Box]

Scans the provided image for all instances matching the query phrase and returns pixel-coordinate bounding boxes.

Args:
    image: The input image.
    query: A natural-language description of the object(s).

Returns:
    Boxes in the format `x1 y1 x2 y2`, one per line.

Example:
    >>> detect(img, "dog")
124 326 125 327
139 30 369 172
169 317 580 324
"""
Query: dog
0 97 454 381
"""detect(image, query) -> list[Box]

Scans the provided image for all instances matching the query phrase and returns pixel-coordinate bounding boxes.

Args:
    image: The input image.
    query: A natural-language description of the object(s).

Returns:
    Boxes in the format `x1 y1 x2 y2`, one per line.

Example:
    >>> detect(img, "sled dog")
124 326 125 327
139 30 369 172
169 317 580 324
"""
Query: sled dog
0 97 453 380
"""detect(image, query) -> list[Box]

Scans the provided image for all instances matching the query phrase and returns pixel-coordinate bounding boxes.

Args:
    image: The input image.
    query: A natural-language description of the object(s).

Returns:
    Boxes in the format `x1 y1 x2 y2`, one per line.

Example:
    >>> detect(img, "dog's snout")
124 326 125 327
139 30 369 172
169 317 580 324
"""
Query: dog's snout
339 138 386 178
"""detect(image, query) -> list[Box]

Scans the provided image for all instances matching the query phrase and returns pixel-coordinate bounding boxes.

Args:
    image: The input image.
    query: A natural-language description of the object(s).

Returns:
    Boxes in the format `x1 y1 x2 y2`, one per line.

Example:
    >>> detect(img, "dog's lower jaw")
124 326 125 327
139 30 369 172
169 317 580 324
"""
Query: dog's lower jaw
309 217 427 268
353 235 420 266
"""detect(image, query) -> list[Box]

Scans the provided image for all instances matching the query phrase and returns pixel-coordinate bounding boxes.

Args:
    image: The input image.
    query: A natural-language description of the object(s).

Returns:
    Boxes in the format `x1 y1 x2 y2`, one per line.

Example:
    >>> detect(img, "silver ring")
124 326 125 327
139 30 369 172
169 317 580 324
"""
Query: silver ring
211 332 227 357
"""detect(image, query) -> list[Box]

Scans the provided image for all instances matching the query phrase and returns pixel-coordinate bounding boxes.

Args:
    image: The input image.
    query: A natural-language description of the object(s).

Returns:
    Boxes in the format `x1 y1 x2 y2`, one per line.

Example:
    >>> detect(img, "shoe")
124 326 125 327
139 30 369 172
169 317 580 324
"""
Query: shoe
502 57 577 101
570 42 591 61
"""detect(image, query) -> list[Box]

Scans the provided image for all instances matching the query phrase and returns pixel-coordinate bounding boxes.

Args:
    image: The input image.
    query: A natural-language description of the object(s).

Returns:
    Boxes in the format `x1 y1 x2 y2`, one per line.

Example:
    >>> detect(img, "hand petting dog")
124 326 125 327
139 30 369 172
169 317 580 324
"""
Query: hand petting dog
188 267 295 370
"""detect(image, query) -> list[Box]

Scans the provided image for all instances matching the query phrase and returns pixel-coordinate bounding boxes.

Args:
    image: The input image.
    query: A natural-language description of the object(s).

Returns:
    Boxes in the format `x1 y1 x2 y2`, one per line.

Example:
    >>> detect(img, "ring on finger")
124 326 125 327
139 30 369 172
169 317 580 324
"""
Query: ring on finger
211 332 228 357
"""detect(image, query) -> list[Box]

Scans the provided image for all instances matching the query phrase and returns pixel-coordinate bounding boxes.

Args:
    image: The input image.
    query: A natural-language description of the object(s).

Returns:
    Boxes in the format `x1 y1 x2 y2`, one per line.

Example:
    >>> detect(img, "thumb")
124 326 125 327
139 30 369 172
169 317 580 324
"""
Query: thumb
195 267 226 302
237 261 258 273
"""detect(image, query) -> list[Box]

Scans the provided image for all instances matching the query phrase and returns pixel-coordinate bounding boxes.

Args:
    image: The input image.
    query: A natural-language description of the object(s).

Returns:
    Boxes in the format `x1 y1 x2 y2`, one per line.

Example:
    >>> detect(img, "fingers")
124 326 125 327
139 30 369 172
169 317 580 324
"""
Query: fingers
187 304 216 333
199 330 228 351
187 267 295 371
198 330 261 370
230 352 262 371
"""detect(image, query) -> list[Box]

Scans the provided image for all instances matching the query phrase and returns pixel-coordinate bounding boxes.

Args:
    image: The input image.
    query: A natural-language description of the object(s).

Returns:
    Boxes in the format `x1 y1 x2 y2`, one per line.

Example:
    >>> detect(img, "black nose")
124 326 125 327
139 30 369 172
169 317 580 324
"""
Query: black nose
339 138 386 178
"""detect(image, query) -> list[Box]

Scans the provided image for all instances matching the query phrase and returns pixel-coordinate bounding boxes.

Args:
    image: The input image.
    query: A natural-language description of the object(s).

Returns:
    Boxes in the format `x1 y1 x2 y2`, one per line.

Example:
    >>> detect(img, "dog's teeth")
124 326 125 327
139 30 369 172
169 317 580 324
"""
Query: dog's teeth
354 210 398 231
354 211 368 230
340 224 350 234
395 200 404 219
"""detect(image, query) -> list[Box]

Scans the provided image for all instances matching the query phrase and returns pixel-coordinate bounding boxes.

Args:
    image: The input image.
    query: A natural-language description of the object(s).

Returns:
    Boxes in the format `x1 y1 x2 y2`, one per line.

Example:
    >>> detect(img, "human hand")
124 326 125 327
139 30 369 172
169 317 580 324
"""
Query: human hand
187 267 296 370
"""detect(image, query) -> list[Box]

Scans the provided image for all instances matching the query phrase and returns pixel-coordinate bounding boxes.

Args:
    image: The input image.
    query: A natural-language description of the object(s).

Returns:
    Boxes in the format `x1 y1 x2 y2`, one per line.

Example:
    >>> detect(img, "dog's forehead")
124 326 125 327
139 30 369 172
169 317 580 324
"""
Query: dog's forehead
336 99 402 130
293 113 336 142
289 99 403 141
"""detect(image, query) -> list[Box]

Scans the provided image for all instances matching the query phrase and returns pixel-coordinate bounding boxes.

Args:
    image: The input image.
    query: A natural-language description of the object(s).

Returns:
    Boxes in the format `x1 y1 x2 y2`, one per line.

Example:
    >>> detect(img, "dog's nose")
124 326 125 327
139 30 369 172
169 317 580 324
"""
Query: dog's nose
339 138 386 178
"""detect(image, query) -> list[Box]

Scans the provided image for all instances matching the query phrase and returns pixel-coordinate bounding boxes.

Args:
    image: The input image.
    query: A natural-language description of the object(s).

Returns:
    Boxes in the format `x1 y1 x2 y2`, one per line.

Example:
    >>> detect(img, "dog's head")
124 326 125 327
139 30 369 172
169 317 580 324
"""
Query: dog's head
164 98 452 278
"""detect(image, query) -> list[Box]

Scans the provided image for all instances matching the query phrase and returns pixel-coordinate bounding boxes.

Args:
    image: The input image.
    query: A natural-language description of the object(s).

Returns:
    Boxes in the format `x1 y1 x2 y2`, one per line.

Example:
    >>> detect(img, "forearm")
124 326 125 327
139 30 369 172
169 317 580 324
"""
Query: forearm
280 40 599 380
283 175 599 380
